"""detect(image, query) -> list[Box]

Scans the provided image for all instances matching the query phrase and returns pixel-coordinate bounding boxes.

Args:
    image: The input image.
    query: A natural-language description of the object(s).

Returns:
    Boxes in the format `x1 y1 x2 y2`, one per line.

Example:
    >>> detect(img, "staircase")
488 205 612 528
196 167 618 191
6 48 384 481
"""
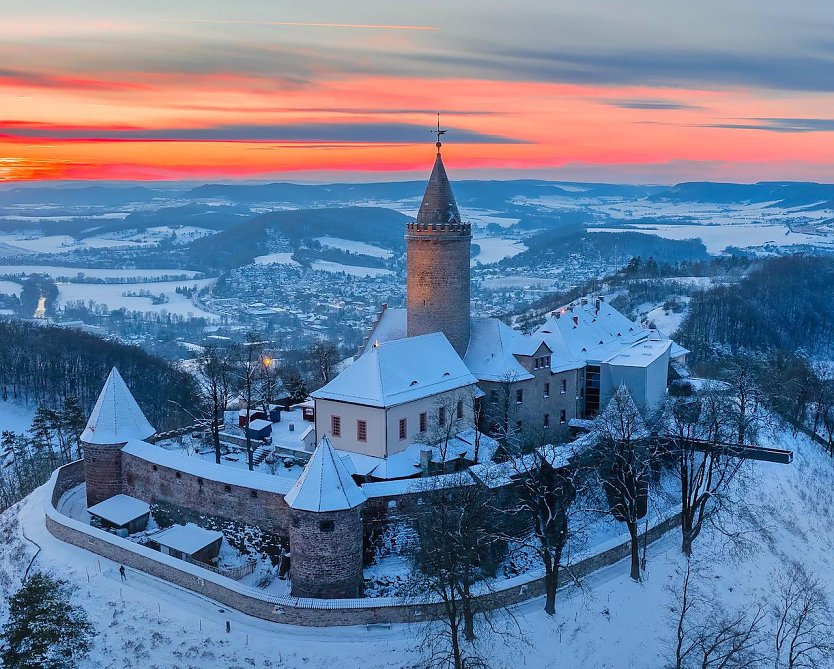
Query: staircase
252 443 274 466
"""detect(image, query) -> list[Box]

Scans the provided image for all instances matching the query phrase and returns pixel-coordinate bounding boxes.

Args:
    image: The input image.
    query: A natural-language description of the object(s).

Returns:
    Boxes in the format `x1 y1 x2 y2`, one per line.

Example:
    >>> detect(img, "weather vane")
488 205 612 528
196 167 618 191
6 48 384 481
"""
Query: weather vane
433 112 446 150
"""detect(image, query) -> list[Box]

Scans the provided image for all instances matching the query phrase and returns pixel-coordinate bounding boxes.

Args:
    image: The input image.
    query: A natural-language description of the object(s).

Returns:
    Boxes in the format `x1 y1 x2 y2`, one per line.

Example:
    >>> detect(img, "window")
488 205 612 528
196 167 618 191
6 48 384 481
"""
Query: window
561 378 567 394
357 419 367 442
543 382 550 399
399 418 407 440
331 415 341 437
560 409 567 424
516 389 523 405
250 490 258 498
584 365 601 417
319 520 335 533
534 355 552 370
456 400 464 420
439 406 447 426
419 412 427 433
544 413 550 428
175 472 181 479
224 485 232 492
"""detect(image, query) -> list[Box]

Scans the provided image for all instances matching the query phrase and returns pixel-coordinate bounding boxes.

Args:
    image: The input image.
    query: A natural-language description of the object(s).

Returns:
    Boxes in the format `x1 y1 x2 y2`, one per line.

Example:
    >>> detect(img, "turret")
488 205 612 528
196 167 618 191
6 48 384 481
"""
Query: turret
406 142 472 356
284 436 366 598
81 368 155 507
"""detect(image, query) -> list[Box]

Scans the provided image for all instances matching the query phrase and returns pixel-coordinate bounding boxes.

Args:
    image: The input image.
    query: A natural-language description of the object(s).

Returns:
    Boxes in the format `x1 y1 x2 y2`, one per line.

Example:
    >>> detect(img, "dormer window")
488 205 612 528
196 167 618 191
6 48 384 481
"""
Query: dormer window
410 380 418 386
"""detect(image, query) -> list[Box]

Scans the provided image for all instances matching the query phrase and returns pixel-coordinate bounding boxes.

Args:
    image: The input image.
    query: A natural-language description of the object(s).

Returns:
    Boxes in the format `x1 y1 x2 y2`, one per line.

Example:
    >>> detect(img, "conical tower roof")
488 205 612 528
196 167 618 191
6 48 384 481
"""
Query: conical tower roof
284 436 366 512
416 151 462 226
81 368 156 445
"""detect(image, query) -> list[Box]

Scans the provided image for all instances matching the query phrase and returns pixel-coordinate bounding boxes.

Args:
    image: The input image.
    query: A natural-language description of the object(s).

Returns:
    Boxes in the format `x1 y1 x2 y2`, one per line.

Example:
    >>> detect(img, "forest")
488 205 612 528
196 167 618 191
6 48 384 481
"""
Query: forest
676 255 834 366
0 320 200 430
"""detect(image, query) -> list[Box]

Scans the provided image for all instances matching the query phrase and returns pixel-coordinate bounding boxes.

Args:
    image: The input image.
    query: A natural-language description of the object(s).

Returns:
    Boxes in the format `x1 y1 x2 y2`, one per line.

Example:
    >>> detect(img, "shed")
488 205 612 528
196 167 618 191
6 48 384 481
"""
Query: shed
150 523 223 565
267 404 282 423
246 418 272 441
238 408 266 428
87 494 150 534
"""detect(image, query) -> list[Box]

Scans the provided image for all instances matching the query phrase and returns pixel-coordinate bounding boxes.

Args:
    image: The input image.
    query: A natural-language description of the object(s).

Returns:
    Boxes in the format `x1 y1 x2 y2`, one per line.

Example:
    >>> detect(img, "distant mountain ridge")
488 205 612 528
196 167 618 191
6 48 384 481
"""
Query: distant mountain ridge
3 180 834 211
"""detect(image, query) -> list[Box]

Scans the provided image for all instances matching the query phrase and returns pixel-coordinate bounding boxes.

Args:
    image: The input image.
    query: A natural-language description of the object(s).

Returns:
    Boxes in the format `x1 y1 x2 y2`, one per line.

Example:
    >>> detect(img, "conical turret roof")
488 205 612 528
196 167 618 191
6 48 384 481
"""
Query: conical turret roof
81 368 156 445
284 436 366 512
416 151 462 226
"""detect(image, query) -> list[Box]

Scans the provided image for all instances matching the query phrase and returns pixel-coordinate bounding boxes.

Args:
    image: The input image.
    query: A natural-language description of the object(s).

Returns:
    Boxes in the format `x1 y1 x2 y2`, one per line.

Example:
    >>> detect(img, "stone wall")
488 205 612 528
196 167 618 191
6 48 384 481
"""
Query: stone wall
82 442 123 507
46 461 682 627
406 229 471 356
121 452 291 536
289 507 364 598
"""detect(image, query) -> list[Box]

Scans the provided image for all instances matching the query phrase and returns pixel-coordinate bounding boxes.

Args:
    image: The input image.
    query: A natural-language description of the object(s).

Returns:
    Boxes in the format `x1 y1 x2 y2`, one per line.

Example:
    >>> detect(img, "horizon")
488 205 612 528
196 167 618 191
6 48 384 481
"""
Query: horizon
3 1 834 183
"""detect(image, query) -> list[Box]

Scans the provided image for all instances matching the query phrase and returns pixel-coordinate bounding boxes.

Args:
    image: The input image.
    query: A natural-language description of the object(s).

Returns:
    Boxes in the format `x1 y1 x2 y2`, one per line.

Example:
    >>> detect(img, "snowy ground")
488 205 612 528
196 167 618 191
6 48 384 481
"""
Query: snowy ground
0 265 203 281
471 236 527 265
314 236 394 259
55 278 216 319
2 420 832 668
0 399 35 434
309 261 393 277
0 279 22 296
590 222 831 254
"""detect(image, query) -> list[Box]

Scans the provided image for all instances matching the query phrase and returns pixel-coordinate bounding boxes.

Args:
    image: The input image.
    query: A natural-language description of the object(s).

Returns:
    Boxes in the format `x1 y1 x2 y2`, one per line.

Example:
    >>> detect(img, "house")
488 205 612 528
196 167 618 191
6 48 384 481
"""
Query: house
311 333 480 460
150 523 223 565
87 494 150 535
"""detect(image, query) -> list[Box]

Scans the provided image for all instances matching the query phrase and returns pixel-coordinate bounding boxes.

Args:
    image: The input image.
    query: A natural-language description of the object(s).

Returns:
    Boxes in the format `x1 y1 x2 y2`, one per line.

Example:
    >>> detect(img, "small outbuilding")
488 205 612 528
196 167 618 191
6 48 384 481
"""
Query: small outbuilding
88 494 151 535
245 418 273 441
150 523 223 565
238 408 266 428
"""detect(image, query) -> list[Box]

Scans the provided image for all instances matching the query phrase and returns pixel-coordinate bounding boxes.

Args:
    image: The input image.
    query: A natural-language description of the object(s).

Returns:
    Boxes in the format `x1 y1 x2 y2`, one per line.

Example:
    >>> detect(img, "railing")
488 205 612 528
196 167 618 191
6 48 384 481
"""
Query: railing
202 557 258 581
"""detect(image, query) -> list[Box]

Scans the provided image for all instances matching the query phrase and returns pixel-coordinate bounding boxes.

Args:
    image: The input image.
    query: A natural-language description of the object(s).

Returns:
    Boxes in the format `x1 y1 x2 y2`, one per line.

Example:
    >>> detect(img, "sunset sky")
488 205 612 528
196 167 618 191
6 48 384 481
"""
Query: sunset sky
3 1 834 183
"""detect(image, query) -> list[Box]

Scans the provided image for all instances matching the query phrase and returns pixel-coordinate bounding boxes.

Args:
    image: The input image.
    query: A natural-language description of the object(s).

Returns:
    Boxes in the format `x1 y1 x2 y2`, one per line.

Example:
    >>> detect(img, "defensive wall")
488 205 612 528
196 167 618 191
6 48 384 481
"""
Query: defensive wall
46 460 682 627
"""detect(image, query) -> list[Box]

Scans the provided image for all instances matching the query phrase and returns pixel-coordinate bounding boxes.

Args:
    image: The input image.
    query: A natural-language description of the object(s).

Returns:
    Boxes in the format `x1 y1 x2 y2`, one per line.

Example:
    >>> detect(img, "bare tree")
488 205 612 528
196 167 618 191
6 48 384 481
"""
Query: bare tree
308 339 340 389
670 558 767 669
409 474 514 669
418 391 471 469
503 443 591 615
595 386 651 581
665 385 747 556
235 332 266 471
722 356 768 446
771 563 834 669
197 344 238 465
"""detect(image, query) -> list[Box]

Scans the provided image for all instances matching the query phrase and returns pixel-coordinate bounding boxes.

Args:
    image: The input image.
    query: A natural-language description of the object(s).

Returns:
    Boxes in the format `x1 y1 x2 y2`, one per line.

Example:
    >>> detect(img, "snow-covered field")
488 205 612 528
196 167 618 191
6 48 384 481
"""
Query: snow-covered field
0 265 203 280
314 236 393 259
0 279 22 296
471 236 527 265
56 279 216 318
0 233 154 253
253 252 299 266
3 420 831 668
590 222 831 254
310 261 393 277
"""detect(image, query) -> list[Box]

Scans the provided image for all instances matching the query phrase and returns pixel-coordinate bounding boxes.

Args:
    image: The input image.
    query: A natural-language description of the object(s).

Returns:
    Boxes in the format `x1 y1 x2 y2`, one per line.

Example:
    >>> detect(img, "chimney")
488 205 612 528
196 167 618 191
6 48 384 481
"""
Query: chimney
572 316 579 326
595 298 601 313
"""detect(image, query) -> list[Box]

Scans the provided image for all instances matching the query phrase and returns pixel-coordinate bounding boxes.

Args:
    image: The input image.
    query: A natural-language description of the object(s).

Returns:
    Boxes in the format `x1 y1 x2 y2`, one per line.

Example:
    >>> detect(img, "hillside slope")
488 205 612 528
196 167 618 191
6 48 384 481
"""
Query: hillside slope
4 419 832 668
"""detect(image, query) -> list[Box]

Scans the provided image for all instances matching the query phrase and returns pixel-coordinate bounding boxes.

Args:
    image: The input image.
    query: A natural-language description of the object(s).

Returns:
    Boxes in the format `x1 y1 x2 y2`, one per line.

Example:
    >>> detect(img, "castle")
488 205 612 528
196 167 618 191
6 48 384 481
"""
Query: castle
78 139 687 599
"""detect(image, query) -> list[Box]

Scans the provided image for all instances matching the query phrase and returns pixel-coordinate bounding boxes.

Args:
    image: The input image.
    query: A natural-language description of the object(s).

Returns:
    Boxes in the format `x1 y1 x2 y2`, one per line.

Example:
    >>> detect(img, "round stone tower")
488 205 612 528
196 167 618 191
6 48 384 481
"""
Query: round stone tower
284 436 366 599
82 367 156 508
406 143 472 357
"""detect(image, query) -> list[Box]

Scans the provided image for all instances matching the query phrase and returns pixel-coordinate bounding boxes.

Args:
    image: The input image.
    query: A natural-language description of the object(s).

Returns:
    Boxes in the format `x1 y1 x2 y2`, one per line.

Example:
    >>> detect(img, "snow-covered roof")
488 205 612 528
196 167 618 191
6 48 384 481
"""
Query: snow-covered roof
122 440 298 494
87 494 150 526
284 436 367 512
313 333 478 408
151 523 223 555
359 306 407 356
531 299 682 370
464 318 534 382
81 367 156 445
247 419 272 431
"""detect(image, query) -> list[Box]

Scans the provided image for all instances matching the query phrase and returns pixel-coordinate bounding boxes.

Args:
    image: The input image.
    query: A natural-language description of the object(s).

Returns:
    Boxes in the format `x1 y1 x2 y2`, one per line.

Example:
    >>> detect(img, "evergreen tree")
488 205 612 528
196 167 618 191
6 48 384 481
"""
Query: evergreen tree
29 405 58 469
0 571 96 669
59 395 86 459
